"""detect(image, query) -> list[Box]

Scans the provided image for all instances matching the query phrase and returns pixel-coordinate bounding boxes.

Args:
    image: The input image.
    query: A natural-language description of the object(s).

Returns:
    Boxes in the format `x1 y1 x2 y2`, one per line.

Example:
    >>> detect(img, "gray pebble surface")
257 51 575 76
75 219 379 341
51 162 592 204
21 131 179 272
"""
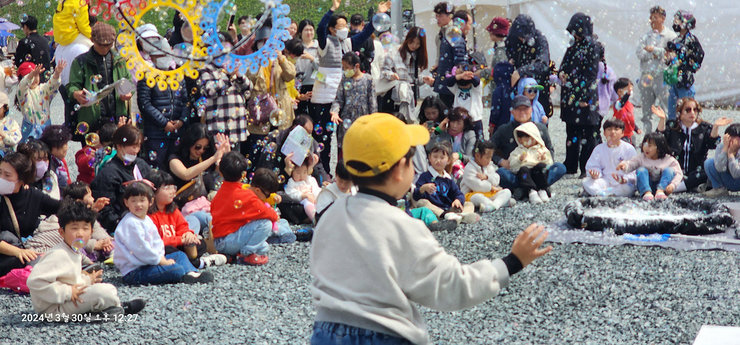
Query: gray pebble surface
0 95 738 344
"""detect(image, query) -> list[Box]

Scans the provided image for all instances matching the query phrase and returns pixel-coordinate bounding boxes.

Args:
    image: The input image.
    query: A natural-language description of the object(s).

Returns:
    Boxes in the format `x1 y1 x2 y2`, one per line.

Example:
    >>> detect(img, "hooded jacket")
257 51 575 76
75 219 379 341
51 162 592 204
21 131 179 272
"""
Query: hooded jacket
505 15 550 79
514 78 547 124
665 32 704 89
508 122 553 172
559 13 604 126
489 62 515 131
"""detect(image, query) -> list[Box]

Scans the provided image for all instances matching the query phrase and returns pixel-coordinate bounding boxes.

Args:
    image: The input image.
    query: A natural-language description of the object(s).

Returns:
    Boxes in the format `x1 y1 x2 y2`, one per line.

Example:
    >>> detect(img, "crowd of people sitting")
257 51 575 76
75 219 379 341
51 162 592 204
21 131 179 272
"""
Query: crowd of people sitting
0 0 737 331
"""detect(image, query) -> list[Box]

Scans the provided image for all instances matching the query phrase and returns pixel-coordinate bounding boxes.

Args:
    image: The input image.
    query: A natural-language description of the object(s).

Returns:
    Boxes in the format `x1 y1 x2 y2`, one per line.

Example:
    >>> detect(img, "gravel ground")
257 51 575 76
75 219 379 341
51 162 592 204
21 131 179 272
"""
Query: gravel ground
0 94 738 344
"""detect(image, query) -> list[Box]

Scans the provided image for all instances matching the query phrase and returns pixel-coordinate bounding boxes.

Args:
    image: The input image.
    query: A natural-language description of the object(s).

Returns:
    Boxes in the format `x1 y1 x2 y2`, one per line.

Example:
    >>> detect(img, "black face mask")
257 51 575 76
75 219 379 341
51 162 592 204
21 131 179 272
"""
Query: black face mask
672 23 682 32
458 79 472 87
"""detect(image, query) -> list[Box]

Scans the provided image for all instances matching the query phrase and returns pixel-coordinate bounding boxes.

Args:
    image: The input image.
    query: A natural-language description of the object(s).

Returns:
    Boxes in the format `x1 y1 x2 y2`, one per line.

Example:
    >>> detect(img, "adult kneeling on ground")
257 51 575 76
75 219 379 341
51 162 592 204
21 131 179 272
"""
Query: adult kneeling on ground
491 95 566 197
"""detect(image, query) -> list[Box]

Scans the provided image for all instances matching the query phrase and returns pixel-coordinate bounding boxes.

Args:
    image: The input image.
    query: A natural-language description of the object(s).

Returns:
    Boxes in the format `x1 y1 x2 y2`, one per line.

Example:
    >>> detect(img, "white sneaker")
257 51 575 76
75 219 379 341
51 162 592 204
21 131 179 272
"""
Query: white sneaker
444 212 462 224
508 198 517 207
200 254 228 268
479 204 494 213
529 190 543 204
538 190 550 202
703 187 728 198
460 212 481 224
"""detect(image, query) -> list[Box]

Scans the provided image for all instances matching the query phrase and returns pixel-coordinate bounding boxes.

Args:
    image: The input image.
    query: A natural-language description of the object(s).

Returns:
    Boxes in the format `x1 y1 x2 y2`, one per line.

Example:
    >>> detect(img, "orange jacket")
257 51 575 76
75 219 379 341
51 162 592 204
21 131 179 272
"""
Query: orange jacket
211 182 278 239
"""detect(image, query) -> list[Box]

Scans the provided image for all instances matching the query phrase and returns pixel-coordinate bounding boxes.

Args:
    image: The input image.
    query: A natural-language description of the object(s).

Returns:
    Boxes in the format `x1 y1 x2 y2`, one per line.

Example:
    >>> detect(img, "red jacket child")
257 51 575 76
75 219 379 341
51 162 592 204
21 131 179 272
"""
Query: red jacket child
211 181 279 239
149 209 194 247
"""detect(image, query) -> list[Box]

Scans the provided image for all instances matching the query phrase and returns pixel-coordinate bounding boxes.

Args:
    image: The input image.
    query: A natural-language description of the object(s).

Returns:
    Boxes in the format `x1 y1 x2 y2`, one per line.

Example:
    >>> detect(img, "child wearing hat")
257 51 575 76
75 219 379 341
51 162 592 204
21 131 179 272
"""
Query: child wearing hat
514 77 548 125
0 91 21 156
17 60 65 141
310 112 552 344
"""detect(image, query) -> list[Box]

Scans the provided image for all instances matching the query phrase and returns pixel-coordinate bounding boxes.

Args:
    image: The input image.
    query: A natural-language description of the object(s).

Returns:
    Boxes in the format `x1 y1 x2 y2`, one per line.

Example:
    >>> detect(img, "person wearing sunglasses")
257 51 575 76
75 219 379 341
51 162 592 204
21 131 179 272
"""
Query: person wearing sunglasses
512 77 547 126
652 98 732 193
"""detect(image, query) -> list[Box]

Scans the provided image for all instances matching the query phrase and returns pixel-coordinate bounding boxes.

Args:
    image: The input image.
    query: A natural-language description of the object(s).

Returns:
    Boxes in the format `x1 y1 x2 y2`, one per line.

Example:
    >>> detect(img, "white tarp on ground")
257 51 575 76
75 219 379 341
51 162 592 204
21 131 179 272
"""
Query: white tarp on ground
412 0 740 106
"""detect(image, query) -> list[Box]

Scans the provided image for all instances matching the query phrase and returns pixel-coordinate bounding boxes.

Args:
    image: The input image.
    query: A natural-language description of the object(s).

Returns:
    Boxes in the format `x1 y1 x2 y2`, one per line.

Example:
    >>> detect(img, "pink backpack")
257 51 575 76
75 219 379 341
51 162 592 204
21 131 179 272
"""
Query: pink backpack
0 266 33 294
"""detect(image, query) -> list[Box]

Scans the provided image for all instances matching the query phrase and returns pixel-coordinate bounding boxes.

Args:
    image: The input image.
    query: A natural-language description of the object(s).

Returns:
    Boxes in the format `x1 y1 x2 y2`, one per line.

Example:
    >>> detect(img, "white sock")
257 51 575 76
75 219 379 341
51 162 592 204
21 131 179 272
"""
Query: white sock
491 189 512 210
529 190 542 204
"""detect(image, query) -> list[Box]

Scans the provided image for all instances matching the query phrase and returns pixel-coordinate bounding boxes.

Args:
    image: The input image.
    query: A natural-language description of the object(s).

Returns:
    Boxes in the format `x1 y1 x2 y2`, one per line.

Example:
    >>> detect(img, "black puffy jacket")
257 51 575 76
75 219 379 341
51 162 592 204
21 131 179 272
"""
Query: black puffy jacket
137 80 189 140
559 12 604 126
505 15 550 78
660 120 718 173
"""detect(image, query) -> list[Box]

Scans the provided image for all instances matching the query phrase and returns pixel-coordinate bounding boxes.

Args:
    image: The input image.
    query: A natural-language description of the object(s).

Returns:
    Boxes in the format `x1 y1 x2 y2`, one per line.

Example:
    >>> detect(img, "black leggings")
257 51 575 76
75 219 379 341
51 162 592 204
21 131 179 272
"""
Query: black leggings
309 102 333 174
564 124 602 174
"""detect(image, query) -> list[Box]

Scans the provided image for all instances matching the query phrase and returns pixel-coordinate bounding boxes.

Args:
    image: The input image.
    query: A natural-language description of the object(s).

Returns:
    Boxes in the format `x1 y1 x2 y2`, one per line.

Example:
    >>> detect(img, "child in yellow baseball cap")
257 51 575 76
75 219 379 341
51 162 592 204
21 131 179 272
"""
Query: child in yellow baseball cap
309 112 552 344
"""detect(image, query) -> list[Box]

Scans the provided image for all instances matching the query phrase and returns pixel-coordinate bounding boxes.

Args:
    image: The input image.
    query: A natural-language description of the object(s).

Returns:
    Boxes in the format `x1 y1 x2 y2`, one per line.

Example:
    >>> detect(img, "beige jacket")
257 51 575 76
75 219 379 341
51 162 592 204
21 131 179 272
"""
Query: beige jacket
247 55 296 135
508 122 554 172
26 242 92 313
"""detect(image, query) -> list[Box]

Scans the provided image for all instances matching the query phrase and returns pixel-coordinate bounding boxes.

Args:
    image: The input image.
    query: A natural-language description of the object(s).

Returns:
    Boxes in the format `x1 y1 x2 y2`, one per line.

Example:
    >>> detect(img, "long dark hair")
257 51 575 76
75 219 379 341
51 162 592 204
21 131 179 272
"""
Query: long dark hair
670 97 704 131
399 26 428 71
175 123 215 161
297 19 315 41
641 132 671 159
147 169 178 214
418 96 449 124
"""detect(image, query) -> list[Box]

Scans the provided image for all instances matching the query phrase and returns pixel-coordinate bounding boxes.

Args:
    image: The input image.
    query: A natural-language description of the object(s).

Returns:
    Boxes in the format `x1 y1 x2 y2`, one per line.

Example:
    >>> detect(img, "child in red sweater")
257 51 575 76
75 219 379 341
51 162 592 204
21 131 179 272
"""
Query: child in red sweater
147 170 227 268
211 152 294 266
613 78 642 145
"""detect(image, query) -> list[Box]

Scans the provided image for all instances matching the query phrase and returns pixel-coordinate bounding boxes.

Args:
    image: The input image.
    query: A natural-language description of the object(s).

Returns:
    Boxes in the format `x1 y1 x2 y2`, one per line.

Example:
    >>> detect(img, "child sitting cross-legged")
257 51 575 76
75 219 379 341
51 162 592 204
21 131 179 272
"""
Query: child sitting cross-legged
460 140 513 212
413 141 479 224
616 132 683 201
285 157 322 223
582 118 638 197
211 152 293 266
147 169 227 269
508 122 554 204
27 200 146 321
114 181 213 285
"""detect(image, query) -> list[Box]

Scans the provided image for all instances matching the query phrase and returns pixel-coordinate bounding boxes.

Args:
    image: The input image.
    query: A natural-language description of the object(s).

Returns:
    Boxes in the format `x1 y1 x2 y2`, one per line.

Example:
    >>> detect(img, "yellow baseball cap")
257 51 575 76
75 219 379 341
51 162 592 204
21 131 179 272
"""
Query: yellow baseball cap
343 113 430 177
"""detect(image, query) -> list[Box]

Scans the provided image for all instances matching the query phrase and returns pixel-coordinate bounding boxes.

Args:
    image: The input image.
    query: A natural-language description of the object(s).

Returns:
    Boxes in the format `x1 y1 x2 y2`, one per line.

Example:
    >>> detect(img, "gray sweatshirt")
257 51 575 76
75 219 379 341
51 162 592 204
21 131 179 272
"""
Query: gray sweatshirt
713 143 740 179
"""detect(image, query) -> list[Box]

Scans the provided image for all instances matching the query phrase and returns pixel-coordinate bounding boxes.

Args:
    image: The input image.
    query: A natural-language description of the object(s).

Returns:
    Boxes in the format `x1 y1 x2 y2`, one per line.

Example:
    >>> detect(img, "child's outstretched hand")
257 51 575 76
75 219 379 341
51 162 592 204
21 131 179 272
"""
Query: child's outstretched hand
510 223 552 267
70 283 87 307
588 169 600 179
615 161 627 171
651 105 666 119
53 60 66 79
330 112 342 124
92 197 110 212
611 173 627 184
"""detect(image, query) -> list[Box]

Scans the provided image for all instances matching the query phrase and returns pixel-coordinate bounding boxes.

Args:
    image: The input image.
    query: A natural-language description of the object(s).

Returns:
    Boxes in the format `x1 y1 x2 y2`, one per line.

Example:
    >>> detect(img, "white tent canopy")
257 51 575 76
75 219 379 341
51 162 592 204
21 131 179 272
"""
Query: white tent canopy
411 0 739 106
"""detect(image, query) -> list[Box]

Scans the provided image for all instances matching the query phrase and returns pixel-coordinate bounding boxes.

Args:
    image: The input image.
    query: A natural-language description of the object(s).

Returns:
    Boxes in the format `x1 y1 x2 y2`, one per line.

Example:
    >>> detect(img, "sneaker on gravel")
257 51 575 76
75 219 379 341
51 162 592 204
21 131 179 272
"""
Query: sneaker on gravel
427 219 458 232
295 228 314 242
182 271 214 284
538 190 550 202
237 253 269 266
443 212 462 223
703 187 728 198
200 254 227 268
508 198 517 207
528 190 542 204
460 212 480 224
122 299 146 314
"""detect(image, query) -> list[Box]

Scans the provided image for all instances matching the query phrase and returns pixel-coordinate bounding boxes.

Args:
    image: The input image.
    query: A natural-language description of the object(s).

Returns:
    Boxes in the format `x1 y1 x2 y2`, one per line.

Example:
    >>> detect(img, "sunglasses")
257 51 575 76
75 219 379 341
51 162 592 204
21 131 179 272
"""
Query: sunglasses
683 107 698 113
524 88 537 94
193 144 206 151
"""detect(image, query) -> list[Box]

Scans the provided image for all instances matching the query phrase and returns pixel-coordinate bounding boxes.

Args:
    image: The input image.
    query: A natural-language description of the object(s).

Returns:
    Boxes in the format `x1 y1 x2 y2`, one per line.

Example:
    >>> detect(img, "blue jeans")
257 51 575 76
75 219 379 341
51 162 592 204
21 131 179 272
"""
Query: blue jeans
667 85 695 120
311 322 412 345
184 211 212 236
636 167 675 195
214 219 272 256
705 158 740 191
122 251 197 285
267 219 297 244
498 162 566 189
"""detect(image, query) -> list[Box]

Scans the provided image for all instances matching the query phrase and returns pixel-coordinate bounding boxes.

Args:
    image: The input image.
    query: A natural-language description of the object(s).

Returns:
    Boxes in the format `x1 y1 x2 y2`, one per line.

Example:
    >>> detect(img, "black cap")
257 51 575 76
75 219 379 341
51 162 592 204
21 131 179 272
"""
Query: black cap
512 95 532 109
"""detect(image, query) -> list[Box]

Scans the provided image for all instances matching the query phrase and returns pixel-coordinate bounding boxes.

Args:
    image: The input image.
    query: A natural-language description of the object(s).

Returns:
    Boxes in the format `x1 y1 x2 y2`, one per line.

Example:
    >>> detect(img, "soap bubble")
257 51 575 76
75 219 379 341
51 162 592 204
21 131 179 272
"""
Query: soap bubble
326 122 336 132
72 238 85 253
148 151 158 161
314 124 323 135
269 109 284 127
246 159 252 169
234 200 243 209
446 26 463 44
73 104 81 111
76 122 89 135
372 13 392 32
277 175 286 184
90 74 102 84
343 119 352 129
640 74 654 88
317 143 325 152
343 81 352 90
85 133 99 146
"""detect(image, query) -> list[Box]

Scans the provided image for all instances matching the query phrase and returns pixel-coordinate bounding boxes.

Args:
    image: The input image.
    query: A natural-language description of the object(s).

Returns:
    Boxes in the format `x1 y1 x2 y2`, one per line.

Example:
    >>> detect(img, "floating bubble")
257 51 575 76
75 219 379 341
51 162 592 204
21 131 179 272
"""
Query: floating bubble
445 26 463 44
90 74 102 84
85 133 100 147
72 238 85 253
246 159 252 169
269 109 284 127
314 124 323 135
73 104 81 111
265 142 278 154
148 151 158 161
43 176 53 192
322 135 328 142
343 81 352 90
234 200 243 209
317 143 325 152
372 13 392 32
104 146 113 155
326 122 336 133
343 119 352 130
76 122 89 135
277 175 286 184
640 74 654 88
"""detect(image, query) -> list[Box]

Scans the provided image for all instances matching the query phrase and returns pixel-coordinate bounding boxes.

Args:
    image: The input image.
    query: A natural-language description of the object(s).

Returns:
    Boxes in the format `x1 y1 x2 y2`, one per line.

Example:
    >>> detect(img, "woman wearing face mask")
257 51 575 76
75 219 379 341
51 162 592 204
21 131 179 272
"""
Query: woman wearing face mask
137 37 188 170
90 124 153 233
311 0 390 173
295 19 319 116
16 139 61 200
0 152 60 276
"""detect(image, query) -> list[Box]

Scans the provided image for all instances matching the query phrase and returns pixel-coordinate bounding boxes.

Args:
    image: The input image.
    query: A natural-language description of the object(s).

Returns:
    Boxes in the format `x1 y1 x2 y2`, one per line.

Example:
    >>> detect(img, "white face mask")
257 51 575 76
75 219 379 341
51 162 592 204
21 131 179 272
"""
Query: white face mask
123 153 137 165
35 161 48 181
0 177 16 195
335 28 349 40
